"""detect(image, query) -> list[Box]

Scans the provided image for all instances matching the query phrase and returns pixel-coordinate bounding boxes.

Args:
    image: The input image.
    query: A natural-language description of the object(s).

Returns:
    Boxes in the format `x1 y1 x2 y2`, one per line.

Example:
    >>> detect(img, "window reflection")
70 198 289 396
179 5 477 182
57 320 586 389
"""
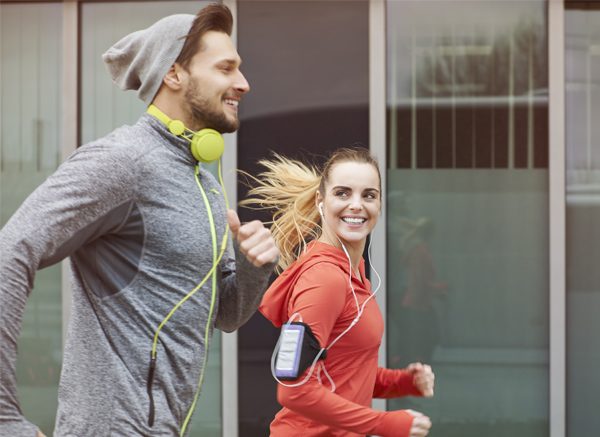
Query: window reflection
386 2 549 436
565 6 600 437
236 1 369 435
1 3 63 435
388 1 548 170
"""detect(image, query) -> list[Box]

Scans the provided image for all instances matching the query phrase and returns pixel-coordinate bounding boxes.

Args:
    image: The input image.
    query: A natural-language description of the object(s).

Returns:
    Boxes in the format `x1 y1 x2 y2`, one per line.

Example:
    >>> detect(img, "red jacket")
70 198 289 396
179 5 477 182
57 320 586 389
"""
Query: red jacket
259 241 422 437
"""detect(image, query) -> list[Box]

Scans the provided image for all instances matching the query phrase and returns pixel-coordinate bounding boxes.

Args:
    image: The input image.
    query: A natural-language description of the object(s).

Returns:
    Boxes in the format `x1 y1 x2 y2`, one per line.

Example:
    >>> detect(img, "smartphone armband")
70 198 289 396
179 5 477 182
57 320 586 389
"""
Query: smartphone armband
274 322 326 380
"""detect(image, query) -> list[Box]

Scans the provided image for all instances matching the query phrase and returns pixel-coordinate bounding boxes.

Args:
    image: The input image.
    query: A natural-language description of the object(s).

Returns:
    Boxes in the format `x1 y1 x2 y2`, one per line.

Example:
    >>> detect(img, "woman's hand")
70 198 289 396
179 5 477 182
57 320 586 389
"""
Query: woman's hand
407 362 435 397
406 409 432 437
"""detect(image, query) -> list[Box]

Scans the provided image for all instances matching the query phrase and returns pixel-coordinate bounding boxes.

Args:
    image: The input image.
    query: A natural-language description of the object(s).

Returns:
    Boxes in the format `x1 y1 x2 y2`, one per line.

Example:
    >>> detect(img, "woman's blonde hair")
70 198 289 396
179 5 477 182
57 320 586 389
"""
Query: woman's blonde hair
240 147 381 271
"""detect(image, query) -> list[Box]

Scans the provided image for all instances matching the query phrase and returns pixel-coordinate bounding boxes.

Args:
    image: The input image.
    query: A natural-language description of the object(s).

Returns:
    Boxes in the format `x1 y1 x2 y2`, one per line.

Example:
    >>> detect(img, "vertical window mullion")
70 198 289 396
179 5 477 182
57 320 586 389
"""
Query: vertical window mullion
61 0 78 352
222 1 239 435
548 2 566 437
369 0 387 412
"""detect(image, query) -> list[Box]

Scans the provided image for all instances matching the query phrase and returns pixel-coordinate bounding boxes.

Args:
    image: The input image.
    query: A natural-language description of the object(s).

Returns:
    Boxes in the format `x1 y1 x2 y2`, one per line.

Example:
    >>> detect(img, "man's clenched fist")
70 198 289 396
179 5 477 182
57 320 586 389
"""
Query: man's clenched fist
227 209 279 267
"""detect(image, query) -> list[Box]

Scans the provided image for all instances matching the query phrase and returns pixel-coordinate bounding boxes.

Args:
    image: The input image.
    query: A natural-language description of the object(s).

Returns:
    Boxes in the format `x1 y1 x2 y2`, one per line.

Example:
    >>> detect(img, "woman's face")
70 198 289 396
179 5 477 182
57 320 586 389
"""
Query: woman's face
318 161 381 248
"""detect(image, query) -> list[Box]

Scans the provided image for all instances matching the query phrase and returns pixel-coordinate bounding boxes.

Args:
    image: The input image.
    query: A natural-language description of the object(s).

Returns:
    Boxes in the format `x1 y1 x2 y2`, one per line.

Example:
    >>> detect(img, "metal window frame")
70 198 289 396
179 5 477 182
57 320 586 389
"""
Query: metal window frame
369 0 387 413
61 0 78 347
548 2 566 437
220 5 238 437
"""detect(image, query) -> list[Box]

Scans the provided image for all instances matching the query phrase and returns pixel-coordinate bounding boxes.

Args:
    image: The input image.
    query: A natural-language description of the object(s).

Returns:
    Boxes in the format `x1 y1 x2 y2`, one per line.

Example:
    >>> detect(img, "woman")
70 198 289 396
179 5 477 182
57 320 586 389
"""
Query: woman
243 147 434 437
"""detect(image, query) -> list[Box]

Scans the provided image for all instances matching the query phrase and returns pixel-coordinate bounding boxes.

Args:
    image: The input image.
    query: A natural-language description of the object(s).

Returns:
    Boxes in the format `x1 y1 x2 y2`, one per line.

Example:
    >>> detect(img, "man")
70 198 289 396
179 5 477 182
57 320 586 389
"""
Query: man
0 4 278 436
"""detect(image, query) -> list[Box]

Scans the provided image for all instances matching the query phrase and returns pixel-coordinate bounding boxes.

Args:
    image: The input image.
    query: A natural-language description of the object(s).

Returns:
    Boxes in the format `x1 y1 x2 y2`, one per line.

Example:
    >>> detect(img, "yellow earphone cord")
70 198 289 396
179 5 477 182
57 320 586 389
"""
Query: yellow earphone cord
147 160 230 435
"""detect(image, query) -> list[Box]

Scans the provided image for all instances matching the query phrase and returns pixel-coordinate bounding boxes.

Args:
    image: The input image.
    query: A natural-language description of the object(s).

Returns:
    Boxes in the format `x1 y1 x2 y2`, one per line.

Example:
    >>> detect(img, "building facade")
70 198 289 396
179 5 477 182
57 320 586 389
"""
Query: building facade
0 0 597 436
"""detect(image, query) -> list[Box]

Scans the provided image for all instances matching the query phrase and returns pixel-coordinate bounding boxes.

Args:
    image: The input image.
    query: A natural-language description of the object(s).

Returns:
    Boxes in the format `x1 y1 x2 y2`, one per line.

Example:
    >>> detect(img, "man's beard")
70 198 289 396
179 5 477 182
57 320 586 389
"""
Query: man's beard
185 78 239 134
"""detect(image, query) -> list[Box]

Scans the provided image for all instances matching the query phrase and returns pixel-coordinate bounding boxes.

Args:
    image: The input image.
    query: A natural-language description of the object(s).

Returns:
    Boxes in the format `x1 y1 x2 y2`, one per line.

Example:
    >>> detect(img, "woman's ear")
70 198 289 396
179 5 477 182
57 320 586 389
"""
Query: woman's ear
315 191 323 208
315 192 324 217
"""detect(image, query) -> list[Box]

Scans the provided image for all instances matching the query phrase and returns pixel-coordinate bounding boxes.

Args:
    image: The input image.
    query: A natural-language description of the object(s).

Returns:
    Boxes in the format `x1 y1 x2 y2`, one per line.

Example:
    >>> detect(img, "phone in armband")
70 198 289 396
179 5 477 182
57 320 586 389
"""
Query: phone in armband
274 321 326 380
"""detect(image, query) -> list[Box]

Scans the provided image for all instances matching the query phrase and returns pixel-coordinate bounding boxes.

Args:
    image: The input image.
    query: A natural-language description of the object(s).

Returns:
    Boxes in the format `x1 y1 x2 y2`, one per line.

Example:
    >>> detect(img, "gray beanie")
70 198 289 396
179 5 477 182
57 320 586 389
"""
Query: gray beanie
102 14 195 105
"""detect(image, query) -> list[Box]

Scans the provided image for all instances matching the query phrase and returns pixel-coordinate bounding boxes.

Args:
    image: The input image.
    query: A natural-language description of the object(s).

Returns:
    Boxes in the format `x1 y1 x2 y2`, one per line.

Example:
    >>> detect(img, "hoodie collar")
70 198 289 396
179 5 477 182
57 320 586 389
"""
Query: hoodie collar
259 241 366 327
140 113 198 165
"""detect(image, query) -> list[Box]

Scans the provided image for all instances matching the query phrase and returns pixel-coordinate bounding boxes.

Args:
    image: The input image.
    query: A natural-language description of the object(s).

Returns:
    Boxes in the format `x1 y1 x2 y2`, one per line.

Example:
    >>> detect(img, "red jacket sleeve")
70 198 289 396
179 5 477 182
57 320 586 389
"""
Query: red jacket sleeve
373 367 424 398
276 263 414 437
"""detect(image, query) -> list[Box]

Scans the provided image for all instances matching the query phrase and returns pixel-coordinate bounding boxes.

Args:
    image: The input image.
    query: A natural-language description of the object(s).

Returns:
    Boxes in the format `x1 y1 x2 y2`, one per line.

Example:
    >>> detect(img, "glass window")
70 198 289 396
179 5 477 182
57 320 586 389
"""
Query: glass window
386 1 549 436
236 0 369 435
80 2 221 435
565 5 600 436
0 3 63 435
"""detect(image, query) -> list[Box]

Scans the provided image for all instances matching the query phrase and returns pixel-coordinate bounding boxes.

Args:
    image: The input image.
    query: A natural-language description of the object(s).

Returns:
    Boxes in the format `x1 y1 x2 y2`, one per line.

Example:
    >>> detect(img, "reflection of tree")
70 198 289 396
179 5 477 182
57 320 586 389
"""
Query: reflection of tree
387 191 449 368
416 19 548 97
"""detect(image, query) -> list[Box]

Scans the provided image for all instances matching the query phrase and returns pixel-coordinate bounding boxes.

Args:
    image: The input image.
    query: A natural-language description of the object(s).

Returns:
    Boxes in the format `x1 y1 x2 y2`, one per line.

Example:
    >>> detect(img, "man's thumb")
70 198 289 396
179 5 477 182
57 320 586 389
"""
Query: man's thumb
227 209 241 237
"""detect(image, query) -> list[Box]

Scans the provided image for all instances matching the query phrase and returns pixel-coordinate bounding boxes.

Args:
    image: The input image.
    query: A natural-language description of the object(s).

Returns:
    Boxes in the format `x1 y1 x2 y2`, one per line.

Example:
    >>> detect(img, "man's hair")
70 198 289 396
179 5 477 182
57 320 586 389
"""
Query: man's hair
176 3 233 70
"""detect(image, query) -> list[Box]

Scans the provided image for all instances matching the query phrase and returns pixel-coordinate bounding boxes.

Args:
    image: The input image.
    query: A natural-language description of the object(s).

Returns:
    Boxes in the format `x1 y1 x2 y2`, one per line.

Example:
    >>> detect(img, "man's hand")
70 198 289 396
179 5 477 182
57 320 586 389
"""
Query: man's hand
406 409 432 437
37 430 47 437
227 209 279 267
407 362 435 397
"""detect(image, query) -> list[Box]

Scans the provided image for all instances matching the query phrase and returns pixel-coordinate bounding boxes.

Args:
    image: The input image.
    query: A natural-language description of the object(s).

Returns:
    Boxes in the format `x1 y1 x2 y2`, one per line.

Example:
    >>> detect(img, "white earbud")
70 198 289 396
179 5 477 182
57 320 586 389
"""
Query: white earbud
318 202 324 216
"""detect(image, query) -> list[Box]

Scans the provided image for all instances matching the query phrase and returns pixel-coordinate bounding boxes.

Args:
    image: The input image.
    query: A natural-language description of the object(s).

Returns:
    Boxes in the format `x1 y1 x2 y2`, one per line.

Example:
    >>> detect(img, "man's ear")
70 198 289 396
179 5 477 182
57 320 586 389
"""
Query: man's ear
163 64 185 90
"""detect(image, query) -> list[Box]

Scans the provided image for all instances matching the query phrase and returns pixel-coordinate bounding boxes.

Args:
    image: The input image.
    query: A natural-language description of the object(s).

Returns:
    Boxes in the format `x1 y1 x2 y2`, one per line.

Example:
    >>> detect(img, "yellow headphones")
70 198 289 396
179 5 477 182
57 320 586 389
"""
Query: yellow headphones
147 104 225 163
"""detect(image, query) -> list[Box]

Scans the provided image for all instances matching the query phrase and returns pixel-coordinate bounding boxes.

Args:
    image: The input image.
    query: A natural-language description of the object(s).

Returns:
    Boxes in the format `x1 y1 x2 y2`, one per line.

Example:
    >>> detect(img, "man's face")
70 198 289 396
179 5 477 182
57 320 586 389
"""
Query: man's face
183 31 250 133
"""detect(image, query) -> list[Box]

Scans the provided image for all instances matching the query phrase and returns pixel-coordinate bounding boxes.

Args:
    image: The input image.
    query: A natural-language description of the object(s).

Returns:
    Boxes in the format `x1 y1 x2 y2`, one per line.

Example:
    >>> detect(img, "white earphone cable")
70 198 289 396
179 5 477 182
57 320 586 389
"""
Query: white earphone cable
272 205 381 392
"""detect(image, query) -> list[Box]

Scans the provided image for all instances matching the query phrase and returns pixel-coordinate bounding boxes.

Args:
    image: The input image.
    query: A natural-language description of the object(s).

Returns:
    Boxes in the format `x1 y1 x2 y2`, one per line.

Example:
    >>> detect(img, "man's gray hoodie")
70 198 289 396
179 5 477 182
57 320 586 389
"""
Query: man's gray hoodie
0 114 273 436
